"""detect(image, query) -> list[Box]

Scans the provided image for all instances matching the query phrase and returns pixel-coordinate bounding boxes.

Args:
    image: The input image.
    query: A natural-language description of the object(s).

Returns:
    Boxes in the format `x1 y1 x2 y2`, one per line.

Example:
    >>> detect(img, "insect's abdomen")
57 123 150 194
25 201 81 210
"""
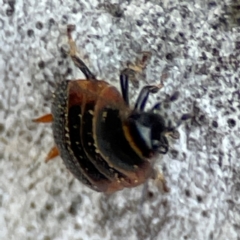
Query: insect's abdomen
52 80 152 193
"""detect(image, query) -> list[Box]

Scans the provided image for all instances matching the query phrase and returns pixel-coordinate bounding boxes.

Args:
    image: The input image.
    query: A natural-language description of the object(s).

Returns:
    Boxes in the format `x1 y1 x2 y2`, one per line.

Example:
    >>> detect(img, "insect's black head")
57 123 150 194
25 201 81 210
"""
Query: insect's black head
127 111 173 155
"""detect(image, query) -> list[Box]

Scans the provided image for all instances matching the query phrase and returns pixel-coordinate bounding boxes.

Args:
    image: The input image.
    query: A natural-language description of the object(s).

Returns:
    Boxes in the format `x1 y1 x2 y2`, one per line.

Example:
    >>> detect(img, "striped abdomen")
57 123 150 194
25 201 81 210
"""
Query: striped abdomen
52 79 153 193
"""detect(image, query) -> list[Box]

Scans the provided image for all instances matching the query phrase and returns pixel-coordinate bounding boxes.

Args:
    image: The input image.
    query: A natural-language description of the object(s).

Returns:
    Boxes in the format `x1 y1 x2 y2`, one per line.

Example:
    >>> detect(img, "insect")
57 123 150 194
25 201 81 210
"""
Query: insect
33 25 188 193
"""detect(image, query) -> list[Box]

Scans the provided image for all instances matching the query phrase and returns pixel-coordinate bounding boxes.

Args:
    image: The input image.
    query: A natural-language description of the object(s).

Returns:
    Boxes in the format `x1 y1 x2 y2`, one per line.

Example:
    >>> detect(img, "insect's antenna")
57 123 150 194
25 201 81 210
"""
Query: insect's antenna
151 91 180 112
67 24 75 40
151 102 161 112
175 113 192 128
163 113 192 140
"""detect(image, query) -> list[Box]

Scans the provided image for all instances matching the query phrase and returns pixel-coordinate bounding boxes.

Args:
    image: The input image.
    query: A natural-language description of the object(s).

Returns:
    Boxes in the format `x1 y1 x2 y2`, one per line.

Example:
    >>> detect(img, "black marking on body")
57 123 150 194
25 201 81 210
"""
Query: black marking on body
95 107 145 171
128 112 167 157
51 81 95 191
68 104 110 191
81 102 130 184
127 119 153 158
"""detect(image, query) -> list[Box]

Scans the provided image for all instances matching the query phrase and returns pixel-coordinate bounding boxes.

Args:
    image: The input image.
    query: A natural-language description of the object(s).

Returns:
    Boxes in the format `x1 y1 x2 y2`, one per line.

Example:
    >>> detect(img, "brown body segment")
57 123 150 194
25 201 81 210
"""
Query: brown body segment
74 84 132 190
67 80 152 192
67 80 128 192
51 80 98 191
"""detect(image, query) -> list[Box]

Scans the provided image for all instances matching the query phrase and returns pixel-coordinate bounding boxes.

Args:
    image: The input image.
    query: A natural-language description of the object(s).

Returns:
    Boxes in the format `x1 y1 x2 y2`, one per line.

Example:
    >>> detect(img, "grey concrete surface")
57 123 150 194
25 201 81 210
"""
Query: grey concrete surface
1 0 240 239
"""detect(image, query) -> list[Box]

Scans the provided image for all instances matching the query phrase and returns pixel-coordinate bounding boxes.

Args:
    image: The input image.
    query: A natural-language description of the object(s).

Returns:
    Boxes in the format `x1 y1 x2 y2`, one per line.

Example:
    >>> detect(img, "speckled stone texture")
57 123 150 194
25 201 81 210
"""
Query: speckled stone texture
1 0 240 239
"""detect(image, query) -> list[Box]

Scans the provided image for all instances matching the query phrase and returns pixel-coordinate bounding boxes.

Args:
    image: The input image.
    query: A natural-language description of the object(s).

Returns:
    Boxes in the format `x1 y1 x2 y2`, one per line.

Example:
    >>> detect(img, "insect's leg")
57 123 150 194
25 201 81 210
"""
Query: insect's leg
137 169 168 216
120 69 130 106
151 91 180 112
32 113 53 123
45 146 59 162
152 169 169 193
120 51 151 105
151 102 161 112
120 51 152 88
140 169 169 206
67 25 96 80
128 51 152 74
134 84 163 111
137 180 149 215
167 113 192 137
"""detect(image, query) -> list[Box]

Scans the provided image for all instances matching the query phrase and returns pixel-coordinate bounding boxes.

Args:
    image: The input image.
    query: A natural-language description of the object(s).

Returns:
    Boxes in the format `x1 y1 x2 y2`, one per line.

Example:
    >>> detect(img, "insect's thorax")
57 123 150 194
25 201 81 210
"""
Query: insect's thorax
124 111 168 157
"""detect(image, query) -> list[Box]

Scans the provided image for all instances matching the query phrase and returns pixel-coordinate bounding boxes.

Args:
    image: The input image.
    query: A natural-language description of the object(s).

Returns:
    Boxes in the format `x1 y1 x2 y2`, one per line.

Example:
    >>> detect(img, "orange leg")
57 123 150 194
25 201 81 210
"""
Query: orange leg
33 113 58 162
32 113 53 123
152 170 170 193
45 146 59 162
67 25 96 80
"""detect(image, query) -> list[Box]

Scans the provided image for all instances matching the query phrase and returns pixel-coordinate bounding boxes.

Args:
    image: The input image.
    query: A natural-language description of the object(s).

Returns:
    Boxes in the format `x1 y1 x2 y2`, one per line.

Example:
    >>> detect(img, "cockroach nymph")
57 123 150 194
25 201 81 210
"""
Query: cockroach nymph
33 25 189 193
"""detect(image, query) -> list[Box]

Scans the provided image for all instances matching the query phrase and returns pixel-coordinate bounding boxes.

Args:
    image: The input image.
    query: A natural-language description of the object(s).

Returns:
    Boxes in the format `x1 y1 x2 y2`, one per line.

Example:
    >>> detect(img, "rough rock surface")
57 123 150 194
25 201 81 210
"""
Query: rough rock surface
1 0 240 239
